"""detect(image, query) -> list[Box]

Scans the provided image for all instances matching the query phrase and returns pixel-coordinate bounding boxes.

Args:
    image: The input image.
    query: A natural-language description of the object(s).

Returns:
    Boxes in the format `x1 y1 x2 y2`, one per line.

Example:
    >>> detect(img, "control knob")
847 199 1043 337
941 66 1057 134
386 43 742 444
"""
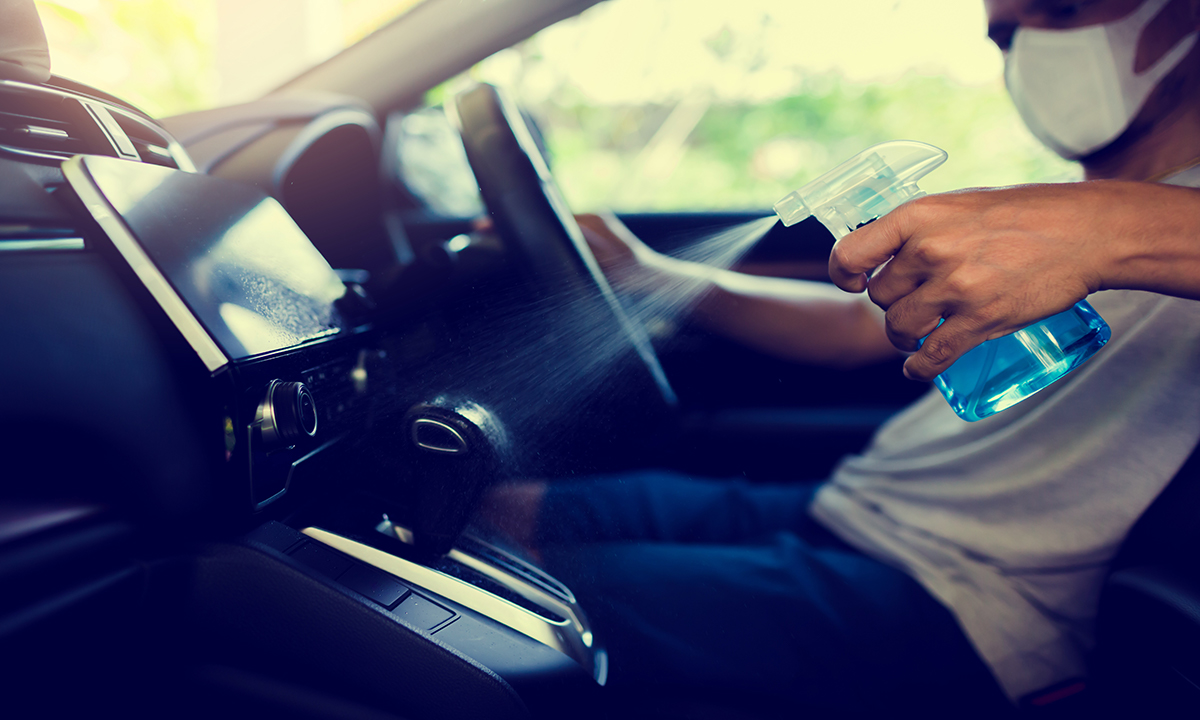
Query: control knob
255 380 318 448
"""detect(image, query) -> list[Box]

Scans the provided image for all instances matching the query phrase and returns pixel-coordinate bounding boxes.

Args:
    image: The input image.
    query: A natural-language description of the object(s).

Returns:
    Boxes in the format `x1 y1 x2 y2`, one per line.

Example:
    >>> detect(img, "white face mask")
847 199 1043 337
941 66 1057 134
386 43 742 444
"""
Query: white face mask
1005 0 1198 159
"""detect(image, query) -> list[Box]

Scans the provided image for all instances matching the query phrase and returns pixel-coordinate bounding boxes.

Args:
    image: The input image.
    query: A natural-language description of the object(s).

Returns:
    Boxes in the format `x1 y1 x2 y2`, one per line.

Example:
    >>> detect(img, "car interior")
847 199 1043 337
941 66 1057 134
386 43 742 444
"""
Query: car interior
2 0 1198 717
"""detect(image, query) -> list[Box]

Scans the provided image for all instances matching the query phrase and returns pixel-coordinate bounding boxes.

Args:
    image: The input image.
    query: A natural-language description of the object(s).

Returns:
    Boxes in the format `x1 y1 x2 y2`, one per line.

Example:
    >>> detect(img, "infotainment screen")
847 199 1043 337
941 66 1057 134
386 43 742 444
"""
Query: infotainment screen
65 155 349 370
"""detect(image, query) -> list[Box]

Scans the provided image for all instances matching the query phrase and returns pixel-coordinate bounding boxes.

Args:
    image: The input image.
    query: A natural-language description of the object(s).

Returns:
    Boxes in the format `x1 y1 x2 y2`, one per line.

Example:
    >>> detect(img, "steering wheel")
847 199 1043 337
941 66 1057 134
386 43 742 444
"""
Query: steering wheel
450 83 676 466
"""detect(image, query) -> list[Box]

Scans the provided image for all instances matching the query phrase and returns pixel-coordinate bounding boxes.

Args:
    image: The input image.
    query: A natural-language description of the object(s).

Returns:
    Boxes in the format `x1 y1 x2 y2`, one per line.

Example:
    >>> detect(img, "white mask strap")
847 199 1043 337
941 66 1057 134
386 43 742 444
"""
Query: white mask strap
1107 0 1197 96
1005 0 1198 158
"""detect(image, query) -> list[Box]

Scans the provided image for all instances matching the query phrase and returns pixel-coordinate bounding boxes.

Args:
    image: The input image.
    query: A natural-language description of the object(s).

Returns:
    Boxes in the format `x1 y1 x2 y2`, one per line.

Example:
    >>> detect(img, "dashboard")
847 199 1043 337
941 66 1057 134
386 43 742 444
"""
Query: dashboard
0 73 622 718
1 79 381 517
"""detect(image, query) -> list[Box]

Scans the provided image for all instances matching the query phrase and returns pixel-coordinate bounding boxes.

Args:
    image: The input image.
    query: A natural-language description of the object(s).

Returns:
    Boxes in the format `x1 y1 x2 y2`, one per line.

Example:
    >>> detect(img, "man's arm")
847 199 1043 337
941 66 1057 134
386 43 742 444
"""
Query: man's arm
827 181 1200 380
577 213 899 368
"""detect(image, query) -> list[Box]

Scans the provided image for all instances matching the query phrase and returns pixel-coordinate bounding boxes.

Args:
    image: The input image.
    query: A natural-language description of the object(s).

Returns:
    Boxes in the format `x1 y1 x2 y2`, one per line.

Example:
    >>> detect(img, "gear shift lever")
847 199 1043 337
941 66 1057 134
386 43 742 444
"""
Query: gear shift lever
403 398 510 558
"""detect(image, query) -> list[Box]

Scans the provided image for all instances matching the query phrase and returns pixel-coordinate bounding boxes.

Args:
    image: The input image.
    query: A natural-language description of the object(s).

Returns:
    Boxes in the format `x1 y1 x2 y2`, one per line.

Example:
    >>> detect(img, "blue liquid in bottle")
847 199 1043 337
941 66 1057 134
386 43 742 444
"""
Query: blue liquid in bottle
773 140 1112 422
931 301 1111 422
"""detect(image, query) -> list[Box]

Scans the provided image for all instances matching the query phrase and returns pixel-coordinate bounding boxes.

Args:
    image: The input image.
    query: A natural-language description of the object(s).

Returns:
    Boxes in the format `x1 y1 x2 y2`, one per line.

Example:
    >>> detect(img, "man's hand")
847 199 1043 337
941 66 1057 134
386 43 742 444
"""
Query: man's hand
576 212 678 295
576 212 644 267
826 181 1190 381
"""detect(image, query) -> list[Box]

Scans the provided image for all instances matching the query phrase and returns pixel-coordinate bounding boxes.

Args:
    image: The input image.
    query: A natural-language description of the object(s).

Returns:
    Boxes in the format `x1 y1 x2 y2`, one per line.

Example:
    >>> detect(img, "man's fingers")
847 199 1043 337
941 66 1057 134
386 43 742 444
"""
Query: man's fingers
901 316 985 382
575 213 608 238
828 204 915 292
867 254 924 311
883 289 946 353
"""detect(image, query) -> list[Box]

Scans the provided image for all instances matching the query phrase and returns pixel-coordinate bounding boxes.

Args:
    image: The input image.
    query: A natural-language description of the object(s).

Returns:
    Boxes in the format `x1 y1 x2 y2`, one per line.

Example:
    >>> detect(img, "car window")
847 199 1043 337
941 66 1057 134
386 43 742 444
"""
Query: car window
33 0 429 117
449 0 1077 213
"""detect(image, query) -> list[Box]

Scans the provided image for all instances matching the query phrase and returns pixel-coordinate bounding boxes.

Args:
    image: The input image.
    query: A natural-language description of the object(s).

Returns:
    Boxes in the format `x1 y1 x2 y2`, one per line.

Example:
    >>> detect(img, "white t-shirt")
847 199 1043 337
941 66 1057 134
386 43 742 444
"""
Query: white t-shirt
810 167 1200 701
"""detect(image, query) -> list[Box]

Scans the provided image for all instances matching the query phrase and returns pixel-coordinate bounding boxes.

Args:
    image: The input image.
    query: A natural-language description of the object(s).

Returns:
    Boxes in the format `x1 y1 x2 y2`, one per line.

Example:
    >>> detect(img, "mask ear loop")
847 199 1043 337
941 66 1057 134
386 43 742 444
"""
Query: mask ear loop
1146 154 1200 182
1119 31 1198 123
1109 0 1198 89
1004 0 1200 160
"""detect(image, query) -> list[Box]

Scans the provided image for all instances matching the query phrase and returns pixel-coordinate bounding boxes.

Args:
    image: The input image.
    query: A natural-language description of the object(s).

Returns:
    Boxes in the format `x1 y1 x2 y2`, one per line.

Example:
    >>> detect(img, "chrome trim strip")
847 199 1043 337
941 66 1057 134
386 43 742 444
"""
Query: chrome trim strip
448 545 591 641
21 126 69 141
411 418 468 454
0 237 85 252
376 518 600 676
82 101 140 159
0 144 69 162
458 534 576 604
61 155 228 372
379 517 578 609
303 526 602 681
101 103 197 171
303 527 567 647
166 140 197 172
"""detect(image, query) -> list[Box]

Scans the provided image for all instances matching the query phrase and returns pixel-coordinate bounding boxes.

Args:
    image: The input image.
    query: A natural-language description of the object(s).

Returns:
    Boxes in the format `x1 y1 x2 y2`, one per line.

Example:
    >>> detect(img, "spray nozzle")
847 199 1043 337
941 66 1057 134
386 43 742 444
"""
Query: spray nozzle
774 140 947 240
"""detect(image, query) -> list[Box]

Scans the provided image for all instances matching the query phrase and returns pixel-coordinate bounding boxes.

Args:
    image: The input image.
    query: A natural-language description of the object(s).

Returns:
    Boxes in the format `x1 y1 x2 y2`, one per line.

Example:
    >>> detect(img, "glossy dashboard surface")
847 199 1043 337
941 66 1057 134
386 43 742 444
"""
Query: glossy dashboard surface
67 155 348 365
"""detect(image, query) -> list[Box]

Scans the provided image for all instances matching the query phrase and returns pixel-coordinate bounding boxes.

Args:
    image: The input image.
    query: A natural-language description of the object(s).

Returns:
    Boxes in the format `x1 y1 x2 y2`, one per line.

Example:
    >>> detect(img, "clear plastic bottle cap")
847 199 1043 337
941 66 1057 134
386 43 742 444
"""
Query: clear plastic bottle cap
774 140 947 239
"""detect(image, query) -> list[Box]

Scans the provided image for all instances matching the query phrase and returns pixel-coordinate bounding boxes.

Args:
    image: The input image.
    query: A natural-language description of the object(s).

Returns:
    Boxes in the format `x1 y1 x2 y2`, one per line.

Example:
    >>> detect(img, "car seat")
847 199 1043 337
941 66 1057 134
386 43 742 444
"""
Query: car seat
1091 437 1200 713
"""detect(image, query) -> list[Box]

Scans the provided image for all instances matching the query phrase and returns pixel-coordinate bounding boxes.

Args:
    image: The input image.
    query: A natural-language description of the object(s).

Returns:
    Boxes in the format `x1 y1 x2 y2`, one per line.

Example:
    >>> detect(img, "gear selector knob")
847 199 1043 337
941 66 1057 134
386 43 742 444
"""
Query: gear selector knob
403 398 509 557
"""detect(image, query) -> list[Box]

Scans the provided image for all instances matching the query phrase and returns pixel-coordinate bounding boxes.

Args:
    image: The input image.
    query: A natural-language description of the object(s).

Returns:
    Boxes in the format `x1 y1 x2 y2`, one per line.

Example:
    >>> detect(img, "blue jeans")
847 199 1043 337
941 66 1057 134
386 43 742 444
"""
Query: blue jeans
535 472 1014 717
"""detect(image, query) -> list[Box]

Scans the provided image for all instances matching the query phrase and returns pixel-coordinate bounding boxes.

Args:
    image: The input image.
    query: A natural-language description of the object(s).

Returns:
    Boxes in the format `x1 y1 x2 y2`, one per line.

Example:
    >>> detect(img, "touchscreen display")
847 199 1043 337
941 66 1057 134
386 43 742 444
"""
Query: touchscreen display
72 155 348 362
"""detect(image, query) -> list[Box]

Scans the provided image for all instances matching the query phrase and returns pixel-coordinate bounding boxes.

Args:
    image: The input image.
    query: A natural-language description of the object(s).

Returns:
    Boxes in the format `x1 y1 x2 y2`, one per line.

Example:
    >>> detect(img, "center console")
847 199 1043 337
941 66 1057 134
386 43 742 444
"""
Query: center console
62 151 605 716
243 517 605 688
64 153 374 510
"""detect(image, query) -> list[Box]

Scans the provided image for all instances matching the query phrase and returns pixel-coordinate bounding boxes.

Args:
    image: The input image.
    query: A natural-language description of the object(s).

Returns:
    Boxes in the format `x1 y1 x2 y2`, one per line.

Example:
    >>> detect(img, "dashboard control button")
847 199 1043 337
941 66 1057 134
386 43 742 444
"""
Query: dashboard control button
395 593 454 630
340 564 410 608
289 541 351 579
255 380 318 448
245 521 307 554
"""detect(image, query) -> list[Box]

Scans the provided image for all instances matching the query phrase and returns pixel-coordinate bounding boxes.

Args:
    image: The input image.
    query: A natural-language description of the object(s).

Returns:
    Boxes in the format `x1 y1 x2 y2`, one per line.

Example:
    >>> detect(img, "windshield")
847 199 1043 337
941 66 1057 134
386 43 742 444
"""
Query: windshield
439 0 1076 211
33 0 427 118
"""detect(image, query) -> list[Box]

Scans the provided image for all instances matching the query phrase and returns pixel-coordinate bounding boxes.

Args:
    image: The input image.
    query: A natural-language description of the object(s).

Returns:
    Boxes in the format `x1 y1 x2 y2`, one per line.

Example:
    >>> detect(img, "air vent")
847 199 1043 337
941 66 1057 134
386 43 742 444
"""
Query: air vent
0 85 95 159
0 80 189 170
0 224 84 253
112 113 182 168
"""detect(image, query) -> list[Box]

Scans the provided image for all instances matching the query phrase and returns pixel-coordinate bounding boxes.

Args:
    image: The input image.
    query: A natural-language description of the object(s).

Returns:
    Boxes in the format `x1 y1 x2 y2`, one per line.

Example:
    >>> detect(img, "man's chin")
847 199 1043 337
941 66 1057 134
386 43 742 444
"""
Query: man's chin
1075 120 1161 177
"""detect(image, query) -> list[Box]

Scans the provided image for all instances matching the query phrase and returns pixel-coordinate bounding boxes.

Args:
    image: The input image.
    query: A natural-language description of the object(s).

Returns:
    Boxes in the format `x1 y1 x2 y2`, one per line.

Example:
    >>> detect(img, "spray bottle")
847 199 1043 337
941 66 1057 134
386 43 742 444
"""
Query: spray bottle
774 140 1110 422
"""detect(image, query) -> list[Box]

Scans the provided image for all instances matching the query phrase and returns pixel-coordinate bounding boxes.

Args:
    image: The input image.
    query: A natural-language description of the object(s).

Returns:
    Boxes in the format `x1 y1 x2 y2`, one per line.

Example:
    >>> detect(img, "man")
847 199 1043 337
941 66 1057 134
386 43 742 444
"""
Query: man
485 0 1200 714
830 0 1200 379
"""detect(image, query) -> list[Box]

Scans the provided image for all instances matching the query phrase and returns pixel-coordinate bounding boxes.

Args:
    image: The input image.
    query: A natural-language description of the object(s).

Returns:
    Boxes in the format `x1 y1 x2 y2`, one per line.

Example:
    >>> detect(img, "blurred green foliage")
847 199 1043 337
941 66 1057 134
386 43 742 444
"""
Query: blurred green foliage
35 0 218 118
34 0 1075 215
533 73 1077 212
457 0 1080 213
33 0 424 118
